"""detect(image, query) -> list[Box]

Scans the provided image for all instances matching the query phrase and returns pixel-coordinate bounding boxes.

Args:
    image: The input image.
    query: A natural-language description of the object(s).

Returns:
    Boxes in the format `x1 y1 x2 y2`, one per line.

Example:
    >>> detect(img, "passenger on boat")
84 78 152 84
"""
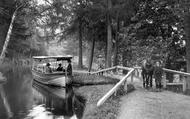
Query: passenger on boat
56 63 63 71
45 63 52 73
67 60 72 76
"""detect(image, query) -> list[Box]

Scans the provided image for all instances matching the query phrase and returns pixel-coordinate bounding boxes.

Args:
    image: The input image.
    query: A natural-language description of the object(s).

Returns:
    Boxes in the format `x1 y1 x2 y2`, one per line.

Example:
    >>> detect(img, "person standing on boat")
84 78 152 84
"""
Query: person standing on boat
67 60 72 76
45 63 52 73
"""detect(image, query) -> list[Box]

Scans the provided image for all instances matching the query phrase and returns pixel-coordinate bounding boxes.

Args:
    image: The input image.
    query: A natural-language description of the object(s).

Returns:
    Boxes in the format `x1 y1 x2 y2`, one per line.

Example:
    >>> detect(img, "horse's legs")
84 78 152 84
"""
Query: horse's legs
145 74 149 88
143 74 146 88
155 79 158 88
141 71 145 88
158 79 162 89
149 75 153 88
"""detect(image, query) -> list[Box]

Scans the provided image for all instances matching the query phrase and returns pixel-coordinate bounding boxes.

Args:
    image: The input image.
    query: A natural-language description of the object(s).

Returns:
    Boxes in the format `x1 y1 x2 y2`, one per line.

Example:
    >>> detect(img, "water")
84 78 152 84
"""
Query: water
0 66 86 119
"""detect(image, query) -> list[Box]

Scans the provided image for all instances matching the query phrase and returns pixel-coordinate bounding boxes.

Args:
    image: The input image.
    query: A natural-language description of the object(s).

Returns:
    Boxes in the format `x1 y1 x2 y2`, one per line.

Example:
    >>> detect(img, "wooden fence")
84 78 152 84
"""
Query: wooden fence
90 66 135 107
90 66 118 75
134 67 190 92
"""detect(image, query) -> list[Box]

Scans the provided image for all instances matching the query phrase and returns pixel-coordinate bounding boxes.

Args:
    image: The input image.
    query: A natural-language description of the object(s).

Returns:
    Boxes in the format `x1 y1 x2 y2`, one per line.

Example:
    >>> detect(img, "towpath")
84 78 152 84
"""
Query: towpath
117 77 190 119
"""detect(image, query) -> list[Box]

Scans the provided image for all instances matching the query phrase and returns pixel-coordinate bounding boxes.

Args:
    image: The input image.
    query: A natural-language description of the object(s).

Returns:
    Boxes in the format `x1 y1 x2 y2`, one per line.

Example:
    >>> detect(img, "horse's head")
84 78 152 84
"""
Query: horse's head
147 58 151 64
143 58 153 69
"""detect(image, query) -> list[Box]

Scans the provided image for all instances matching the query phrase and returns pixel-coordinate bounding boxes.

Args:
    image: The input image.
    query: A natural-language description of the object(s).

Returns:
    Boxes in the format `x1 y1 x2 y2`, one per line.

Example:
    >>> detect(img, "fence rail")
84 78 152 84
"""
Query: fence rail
134 66 190 77
90 66 135 107
90 66 117 75
97 69 134 107
134 66 190 92
163 68 190 76
90 66 132 75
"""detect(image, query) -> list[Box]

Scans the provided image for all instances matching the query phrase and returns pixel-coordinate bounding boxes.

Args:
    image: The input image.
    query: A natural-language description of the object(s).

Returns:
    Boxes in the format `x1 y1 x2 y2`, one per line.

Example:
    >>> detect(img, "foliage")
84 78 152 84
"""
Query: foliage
116 0 188 67
42 0 190 69
0 0 47 58
1 0 190 69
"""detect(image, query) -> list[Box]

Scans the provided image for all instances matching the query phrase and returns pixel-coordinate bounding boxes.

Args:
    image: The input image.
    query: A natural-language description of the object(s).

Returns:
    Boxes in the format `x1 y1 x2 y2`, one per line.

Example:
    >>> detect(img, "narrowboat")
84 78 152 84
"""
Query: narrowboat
32 55 73 87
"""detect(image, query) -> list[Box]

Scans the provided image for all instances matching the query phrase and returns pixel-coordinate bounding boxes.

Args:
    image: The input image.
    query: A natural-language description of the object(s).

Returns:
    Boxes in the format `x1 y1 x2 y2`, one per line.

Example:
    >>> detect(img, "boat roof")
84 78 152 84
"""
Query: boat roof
32 55 72 60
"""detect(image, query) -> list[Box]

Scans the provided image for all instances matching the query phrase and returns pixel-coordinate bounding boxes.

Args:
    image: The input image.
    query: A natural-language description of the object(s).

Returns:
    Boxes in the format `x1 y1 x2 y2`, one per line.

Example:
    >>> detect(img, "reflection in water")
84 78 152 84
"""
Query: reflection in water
0 66 86 119
32 81 86 119
0 67 33 119
0 85 13 118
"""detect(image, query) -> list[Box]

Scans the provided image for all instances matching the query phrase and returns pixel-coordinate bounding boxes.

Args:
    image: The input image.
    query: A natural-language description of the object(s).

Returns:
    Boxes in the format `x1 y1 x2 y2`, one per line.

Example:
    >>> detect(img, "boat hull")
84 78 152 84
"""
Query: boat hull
32 70 72 87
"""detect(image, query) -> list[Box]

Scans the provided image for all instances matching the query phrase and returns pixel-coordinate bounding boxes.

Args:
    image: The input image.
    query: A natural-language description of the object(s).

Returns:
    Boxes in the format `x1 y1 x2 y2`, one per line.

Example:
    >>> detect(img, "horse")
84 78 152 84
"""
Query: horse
141 59 154 88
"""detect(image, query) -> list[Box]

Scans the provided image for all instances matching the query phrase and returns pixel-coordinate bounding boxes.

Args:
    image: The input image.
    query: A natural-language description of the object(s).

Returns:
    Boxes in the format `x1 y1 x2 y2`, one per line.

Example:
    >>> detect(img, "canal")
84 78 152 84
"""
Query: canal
0 66 86 119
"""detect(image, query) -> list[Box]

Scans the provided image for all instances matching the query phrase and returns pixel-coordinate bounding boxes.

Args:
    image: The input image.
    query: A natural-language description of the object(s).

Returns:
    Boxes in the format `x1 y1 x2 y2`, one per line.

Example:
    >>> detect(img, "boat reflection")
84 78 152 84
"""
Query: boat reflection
31 81 86 119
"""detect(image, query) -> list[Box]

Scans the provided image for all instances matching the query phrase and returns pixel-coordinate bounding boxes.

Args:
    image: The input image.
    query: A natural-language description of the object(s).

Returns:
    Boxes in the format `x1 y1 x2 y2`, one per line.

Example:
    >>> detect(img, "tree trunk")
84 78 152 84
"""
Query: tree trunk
113 40 118 66
106 0 112 68
0 10 17 60
78 21 83 69
0 3 24 61
88 35 95 72
105 42 107 65
122 50 128 74
113 12 119 67
185 13 190 91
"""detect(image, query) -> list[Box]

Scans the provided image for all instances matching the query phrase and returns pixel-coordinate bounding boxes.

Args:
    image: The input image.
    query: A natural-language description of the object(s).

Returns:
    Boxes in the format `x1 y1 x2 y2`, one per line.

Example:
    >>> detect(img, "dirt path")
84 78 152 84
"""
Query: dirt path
117 84 190 119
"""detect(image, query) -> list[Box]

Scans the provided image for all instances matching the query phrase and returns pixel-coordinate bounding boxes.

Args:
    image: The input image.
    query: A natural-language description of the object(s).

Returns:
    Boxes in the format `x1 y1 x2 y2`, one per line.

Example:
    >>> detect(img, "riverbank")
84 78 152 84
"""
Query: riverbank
73 82 135 119
72 74 118 86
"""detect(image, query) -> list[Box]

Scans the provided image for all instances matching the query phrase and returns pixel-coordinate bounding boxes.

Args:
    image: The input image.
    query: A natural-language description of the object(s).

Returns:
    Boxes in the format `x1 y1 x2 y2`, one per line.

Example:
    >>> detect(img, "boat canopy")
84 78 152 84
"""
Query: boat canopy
32 55 72 61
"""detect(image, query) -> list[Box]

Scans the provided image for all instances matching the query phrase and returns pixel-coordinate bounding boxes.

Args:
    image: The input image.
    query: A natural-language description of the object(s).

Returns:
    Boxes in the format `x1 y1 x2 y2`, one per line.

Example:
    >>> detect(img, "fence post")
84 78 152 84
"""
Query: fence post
163 72 167 89
183 77 187 92
123 79 127 91
114 90 117 96
131 71 134 83
136 68 139 77
115 66 118 74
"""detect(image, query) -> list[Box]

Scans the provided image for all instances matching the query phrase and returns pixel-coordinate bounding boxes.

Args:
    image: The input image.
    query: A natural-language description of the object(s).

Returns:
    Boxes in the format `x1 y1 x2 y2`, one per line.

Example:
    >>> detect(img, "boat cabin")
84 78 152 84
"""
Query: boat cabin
32 56 72 75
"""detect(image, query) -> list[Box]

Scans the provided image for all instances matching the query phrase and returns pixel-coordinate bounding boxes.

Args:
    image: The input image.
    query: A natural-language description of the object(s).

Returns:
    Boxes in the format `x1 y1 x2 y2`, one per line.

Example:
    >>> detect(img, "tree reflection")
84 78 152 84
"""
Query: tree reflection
0 85 13 118
0 67 33 119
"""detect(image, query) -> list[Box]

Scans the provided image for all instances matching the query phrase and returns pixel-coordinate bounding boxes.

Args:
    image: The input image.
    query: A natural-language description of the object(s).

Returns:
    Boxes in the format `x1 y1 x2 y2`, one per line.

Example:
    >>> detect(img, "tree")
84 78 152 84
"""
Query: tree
106 0 112 68
74 0 85 69
185 13 190 89
0 0 15 59
88 31 95 72
63 0 89 68
0 0 48 59
120 0 183 66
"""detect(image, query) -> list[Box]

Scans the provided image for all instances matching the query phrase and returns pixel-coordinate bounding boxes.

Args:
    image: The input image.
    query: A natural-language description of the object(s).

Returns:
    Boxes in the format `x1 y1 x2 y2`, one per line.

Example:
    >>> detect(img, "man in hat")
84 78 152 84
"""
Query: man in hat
57 63 63 71
45 63 52 73
154 61 163 91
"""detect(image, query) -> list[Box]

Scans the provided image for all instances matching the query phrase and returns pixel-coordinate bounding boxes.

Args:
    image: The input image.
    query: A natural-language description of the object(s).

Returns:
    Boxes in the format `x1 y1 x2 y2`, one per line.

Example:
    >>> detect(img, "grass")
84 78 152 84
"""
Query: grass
73 74 135 119
72 74 118 86
73 85 119 119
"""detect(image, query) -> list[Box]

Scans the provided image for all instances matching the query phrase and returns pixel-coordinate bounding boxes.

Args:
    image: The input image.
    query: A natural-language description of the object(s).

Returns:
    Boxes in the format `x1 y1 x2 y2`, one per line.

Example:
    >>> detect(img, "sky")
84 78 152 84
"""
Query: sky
36 0 51 5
